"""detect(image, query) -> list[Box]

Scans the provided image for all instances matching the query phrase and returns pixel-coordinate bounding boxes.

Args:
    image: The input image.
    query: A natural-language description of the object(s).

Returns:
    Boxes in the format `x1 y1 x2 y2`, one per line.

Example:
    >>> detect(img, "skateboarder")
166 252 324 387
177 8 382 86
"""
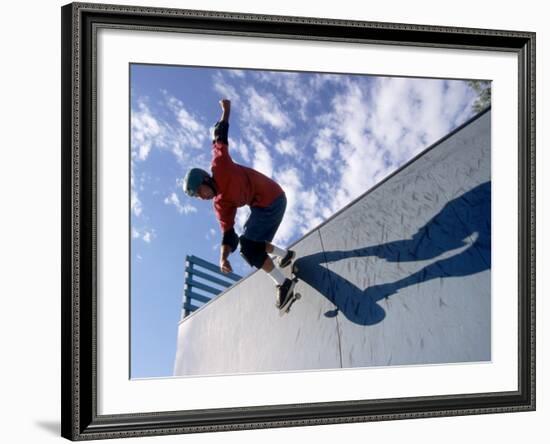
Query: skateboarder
183 99 296 310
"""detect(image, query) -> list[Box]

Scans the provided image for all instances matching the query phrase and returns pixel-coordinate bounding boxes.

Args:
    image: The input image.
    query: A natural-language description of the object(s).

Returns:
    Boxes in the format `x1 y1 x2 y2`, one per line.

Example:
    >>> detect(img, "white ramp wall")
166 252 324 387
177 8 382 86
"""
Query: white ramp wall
174 109 491 377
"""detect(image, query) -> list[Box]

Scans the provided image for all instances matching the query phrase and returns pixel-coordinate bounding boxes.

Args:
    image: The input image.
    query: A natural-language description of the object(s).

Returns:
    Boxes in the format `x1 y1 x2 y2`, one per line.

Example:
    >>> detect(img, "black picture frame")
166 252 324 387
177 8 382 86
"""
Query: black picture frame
61 2 536 440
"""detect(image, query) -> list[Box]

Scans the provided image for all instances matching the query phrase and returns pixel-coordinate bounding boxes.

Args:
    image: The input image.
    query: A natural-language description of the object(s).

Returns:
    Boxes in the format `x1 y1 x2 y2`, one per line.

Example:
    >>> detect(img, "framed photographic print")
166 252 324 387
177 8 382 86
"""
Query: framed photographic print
61 2 535 440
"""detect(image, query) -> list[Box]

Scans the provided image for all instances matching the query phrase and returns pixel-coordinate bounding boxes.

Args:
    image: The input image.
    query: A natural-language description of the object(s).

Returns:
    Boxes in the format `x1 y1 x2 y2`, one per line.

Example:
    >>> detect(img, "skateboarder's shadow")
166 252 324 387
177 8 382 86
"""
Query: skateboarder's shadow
293 181 491 326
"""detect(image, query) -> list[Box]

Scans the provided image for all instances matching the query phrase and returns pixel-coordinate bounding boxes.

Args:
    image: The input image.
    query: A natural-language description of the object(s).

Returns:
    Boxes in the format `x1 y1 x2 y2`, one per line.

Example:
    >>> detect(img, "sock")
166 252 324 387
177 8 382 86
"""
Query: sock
267 267 286 286
270 244 288 258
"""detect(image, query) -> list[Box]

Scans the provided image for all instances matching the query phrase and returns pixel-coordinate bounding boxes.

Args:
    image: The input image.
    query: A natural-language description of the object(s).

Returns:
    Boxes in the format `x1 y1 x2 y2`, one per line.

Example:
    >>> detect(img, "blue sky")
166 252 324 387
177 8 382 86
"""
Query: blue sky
130 64 484 378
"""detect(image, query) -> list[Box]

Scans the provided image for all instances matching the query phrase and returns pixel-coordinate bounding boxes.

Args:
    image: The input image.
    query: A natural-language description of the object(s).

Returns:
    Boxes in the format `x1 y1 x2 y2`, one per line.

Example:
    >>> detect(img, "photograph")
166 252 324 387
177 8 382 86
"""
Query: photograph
129 64 492 379
61 2 535 440
2 0 547 442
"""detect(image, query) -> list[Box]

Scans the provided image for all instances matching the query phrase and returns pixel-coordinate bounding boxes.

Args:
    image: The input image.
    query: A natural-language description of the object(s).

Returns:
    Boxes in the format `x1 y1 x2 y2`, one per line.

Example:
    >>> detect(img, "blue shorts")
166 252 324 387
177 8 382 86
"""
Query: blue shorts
242 193 286 242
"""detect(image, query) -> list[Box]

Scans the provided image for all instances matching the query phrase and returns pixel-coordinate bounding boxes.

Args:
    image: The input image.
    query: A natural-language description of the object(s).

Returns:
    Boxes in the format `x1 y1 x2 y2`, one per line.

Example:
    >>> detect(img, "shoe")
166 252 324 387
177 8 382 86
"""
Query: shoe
276 278 295 309
278 250 296 268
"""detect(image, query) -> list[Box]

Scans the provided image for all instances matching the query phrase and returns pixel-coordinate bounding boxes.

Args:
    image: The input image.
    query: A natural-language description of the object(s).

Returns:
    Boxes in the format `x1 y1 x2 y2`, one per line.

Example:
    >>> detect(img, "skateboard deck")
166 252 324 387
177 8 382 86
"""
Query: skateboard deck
279 263 301 316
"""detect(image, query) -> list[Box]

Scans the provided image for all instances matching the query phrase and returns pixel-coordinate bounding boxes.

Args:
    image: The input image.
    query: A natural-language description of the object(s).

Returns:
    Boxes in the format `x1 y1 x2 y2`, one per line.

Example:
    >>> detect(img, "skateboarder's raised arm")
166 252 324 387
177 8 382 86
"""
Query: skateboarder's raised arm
213 99 231 145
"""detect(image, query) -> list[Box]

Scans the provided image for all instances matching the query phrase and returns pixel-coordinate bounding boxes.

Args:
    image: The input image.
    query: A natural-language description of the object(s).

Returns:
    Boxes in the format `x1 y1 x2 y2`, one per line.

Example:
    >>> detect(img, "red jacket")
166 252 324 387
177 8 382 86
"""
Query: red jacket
211 141 283 232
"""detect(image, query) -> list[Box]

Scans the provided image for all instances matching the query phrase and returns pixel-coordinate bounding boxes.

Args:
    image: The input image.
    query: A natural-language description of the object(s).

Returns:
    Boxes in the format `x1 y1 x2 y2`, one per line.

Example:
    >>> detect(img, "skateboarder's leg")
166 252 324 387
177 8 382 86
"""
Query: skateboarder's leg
240 193 294 307
261 255 275 272
261 255 286 286
240 194 287 275
266 242 286 257
240 236 285 286
266 242 295 268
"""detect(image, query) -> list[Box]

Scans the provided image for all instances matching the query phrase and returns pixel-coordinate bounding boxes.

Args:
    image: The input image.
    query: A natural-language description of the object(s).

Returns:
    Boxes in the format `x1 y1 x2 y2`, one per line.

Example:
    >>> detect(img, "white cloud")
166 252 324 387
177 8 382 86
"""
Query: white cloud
130 172 143 217
244 86 292 132
142 231 154 243
165 94 208 152
213 72 242 104
248 136 274 177
309 73 347 92
309 76 478 217
131 102 163 161
318 80 385 212
275 138 298 156
444 80 478 127
229 137 251 163
235 206 251 235
164 192 197 215
313 128 335 163
132 227 156 244
131 93 209 170
229 69 245 78
131 95 210 239
272 167 325 245
131 188 143 217
175 106 203 134
272 168 301 244
366 77 471 165
253 71 311 120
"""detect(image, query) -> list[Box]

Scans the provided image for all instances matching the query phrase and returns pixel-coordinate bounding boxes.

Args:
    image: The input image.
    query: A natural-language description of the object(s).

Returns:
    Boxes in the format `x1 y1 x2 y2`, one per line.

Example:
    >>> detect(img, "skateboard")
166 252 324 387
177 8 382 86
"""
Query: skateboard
279 263 301 316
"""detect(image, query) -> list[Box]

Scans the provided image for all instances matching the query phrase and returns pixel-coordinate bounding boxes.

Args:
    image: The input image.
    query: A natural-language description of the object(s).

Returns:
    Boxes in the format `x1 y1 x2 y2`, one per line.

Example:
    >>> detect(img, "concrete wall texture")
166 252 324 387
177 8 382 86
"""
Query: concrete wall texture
174 109 491 377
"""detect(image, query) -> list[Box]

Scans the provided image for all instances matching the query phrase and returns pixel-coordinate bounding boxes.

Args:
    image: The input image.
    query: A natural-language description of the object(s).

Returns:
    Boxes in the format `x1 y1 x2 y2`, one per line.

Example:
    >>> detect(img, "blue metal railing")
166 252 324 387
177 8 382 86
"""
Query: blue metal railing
182 255 242 318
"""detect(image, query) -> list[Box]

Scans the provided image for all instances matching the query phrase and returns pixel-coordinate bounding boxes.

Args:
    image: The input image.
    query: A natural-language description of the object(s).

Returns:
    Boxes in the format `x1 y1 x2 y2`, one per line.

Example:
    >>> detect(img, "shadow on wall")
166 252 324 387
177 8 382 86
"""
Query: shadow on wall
294 181 491 326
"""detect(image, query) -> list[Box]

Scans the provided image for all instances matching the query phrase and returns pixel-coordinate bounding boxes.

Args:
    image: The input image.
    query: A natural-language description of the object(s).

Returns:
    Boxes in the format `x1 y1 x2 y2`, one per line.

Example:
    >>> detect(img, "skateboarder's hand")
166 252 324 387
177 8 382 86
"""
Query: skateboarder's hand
220 258 233 274
219 99 231 123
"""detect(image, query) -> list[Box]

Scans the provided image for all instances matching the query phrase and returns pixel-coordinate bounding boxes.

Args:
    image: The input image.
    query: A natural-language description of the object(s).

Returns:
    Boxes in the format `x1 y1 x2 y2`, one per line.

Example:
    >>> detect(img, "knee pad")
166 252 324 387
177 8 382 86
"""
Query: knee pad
239 236 267 269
